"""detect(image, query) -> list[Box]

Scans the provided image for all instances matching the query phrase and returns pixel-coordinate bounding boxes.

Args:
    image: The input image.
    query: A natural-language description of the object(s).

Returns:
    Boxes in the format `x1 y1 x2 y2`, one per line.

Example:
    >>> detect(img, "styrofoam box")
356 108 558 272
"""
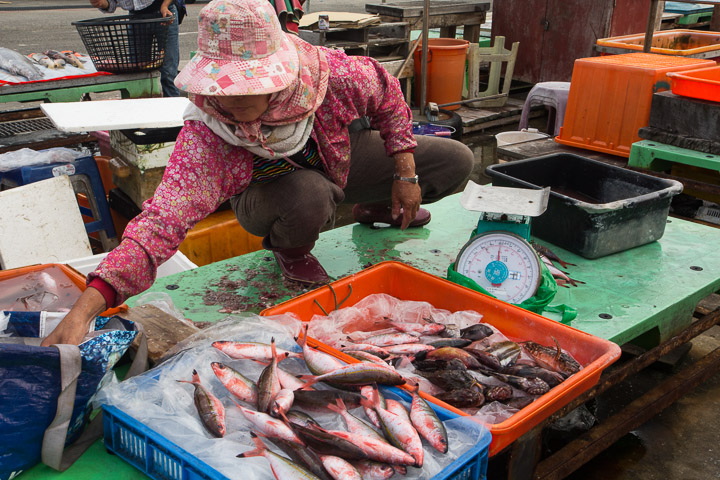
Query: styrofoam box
65 251 197 278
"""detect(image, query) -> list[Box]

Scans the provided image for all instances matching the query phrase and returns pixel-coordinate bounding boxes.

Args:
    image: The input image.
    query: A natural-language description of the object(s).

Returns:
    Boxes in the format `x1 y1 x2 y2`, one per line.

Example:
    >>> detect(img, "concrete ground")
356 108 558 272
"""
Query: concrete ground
1 1 719 478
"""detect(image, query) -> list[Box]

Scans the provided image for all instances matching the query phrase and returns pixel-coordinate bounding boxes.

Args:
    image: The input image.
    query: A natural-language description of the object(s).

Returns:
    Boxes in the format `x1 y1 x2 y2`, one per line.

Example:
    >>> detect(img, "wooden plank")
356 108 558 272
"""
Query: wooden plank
534 347 720 479
383 13 485 30
366 1 490 18
118 304 199 365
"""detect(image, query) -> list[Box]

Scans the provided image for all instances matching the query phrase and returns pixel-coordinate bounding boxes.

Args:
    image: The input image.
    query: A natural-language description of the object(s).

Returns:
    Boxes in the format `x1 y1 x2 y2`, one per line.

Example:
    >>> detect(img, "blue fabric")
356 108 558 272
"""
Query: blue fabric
0 313 137 480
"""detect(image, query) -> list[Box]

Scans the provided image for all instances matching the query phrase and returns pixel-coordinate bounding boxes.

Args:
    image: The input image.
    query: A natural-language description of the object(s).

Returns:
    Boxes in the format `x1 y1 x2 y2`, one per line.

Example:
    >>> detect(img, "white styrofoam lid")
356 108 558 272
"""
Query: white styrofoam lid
41 97 190 132
460 181 550 217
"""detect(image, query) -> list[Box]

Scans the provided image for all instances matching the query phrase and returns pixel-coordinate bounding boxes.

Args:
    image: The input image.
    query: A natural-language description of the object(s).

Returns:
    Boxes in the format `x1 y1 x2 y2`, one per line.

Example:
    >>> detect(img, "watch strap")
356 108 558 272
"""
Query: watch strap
393 174 419 184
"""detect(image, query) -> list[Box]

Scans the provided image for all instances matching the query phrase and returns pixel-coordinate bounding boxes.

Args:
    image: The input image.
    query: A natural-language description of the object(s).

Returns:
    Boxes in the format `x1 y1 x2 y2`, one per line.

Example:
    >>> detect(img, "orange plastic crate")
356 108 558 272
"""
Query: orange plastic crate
261 261 621 456
178 210 263 267
597 29 720 56
0 263 125 316
668 65 720 102
555 53 715 157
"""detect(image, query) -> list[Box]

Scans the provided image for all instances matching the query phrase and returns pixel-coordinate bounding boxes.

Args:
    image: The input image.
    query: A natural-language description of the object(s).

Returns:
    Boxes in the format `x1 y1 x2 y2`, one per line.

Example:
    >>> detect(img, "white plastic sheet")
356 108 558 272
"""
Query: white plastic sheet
0 147 87 172
96 315 487 480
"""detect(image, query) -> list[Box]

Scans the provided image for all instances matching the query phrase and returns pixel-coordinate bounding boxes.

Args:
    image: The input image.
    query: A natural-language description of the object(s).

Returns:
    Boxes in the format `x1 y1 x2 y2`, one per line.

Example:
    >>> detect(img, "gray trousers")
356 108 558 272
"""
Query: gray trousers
230 130 474 249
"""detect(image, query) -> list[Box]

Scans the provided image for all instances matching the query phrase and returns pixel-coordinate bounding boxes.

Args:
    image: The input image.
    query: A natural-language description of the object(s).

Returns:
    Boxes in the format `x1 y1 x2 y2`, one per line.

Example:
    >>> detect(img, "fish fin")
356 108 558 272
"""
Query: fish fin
191 370 201 383
552 337 562 360
270 337 277 362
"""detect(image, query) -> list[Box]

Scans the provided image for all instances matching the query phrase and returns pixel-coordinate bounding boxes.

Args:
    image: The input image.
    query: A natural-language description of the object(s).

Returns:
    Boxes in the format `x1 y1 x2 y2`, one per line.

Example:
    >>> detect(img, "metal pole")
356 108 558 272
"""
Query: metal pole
643 0 660 53
419 0 430 111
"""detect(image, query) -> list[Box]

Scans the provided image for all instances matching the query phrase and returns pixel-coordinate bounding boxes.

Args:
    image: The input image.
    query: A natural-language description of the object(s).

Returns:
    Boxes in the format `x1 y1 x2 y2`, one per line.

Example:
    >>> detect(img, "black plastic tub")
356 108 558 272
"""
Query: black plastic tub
485 154 684 259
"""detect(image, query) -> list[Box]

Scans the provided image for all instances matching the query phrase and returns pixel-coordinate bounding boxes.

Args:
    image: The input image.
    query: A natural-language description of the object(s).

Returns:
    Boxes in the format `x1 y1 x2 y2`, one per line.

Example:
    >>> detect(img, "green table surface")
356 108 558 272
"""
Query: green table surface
20 193 720 479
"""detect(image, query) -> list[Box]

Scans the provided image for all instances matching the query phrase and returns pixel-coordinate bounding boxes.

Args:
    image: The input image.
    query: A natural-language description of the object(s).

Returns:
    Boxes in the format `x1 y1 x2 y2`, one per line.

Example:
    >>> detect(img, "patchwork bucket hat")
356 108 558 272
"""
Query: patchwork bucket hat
174 0 300 96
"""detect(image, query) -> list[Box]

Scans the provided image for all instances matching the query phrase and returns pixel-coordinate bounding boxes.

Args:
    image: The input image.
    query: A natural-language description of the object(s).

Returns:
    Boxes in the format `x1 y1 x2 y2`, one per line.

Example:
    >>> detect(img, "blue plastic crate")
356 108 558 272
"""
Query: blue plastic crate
103 387 491 480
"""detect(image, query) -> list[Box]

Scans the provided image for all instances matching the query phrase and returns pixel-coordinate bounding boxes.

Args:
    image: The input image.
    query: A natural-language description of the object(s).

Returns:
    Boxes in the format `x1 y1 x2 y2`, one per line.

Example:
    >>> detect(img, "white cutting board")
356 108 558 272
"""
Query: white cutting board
0 175 92 269
41 97 190 132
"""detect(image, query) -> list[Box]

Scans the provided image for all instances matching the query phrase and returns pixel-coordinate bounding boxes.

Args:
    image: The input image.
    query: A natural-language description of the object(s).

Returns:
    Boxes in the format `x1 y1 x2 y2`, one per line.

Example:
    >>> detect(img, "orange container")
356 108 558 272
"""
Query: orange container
414 38 470 110
597 29 720 57
178 209 263 267
668 65 720 102
0 263 125 317
261 261 621 456
555 53 715 157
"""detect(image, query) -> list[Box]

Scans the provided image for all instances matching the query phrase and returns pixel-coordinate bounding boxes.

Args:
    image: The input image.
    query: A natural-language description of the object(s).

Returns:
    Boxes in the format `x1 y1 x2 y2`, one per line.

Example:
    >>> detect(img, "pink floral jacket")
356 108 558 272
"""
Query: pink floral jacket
90 48 417 304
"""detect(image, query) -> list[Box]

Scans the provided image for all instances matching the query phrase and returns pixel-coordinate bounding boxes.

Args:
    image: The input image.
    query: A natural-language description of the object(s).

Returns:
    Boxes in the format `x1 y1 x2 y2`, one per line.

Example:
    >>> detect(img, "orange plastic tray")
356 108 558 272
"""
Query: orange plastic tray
261 261 621 456
668 65 720 102
0 263 125 317
555 53 715 157
597 29 720 56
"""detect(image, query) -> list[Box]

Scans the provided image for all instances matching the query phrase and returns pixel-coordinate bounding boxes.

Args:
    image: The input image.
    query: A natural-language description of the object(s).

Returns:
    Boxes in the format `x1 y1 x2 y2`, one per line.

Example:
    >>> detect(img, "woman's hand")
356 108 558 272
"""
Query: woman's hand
391 152 422 230
40 288 107 346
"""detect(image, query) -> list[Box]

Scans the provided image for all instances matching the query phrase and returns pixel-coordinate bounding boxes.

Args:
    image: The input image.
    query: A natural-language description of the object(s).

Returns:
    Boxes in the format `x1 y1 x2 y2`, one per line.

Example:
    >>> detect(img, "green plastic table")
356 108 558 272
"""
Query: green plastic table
20 193 720 479
0 71 161 103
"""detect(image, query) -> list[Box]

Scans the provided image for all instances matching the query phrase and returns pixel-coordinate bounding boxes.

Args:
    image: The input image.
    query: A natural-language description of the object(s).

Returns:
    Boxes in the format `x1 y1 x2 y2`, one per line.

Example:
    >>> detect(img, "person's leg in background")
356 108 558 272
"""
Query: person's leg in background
161 2 181 97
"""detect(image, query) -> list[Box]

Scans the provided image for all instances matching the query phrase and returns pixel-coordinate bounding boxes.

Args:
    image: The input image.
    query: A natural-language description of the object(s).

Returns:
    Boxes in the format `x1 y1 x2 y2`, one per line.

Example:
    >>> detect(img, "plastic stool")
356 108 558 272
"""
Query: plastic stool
0 156 119 252
519 82 571 136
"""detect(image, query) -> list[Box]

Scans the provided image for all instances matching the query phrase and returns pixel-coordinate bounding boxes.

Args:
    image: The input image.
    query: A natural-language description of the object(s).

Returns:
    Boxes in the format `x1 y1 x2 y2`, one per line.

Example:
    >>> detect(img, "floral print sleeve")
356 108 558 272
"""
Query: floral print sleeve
326 51 416 156
88 121 253 303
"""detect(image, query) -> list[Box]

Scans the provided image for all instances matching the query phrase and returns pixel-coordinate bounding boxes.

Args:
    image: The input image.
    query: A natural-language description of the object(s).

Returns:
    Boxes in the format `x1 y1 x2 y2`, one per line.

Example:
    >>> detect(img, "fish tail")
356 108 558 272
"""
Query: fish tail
237 432 265 458
297 375 319 390
270 337 277 361
296 324 309 349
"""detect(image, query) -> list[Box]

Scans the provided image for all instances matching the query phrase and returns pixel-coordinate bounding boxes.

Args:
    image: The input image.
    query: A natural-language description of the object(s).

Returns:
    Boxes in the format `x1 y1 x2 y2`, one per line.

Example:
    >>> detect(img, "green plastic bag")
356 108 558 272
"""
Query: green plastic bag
447 260 577 323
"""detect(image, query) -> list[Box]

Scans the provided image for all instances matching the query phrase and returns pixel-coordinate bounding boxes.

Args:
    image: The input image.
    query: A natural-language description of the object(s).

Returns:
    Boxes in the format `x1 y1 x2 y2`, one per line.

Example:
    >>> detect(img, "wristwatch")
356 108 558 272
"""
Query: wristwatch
393 174 419 184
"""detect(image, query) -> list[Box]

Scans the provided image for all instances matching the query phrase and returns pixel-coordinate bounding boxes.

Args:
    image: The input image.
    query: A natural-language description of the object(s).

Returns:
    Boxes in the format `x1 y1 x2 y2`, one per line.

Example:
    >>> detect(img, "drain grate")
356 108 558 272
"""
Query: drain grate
0 117 56 138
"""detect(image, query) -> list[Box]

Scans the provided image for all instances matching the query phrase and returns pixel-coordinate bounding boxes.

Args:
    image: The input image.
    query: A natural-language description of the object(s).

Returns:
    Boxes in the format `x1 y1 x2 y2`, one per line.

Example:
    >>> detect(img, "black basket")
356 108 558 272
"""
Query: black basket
72 15 173 74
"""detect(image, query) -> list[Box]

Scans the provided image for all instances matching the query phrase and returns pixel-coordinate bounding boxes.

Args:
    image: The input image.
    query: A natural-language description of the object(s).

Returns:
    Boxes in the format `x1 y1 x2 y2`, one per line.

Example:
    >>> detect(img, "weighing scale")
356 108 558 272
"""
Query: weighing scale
454 182 551 304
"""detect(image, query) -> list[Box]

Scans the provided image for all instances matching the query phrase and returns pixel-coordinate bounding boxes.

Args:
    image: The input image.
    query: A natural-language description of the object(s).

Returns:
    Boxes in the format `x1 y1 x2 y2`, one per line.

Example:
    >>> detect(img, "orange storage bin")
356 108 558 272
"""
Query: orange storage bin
261 261 621 456
555 53 715 157
668 65 720 102
178 209 263 267
0 263 124 316
597 29 720 57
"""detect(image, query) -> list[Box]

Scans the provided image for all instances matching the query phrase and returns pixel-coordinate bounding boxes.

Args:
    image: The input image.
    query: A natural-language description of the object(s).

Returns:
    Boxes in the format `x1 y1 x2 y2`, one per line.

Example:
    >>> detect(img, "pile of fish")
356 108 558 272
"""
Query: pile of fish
177 329 452 480
0 47 88 81
328 318 583 413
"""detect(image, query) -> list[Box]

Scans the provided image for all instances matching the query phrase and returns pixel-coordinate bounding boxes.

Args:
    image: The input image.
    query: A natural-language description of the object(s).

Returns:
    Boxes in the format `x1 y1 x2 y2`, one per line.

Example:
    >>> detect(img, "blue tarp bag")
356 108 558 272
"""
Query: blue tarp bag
0 312 147 479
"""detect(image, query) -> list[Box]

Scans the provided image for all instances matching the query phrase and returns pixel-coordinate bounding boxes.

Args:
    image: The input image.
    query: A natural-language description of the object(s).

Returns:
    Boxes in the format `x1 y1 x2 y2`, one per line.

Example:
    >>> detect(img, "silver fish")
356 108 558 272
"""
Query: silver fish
257 338 282 413
0 47 42 80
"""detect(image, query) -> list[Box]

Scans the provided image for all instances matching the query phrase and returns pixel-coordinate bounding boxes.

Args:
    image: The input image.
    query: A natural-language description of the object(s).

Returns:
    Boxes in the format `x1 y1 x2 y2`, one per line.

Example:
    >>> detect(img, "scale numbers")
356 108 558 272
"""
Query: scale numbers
455 231 542 304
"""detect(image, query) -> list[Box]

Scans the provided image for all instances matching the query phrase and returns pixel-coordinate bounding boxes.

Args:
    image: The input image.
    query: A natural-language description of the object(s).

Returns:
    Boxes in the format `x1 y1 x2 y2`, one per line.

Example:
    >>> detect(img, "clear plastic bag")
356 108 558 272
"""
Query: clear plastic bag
0 147 87 172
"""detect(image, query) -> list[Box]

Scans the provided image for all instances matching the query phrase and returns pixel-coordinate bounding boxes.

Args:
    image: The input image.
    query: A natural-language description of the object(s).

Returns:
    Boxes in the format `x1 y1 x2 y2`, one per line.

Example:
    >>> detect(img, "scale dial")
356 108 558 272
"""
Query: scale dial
455 231 542 304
